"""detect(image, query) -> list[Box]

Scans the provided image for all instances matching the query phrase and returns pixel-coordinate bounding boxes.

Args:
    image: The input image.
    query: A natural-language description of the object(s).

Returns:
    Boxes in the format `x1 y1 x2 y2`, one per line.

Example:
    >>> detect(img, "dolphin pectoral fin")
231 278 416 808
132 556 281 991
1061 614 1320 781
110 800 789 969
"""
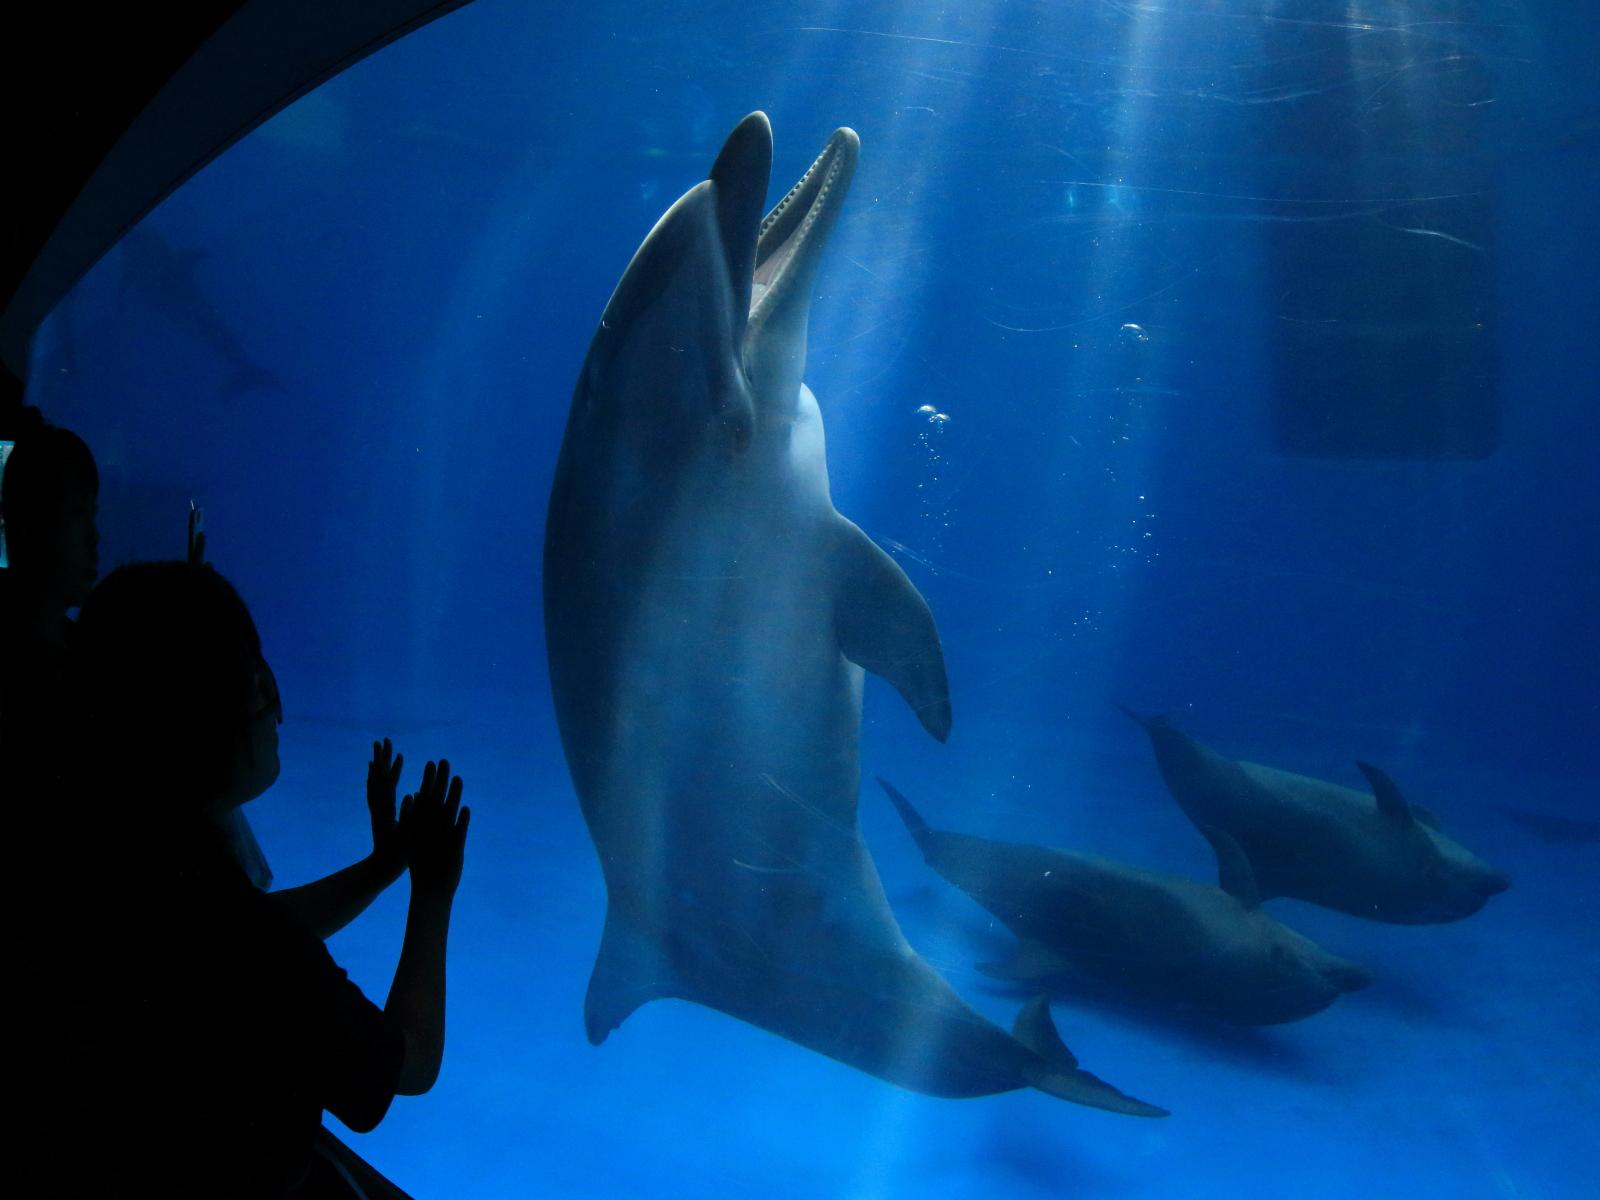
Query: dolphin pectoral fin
833 519 952 741
977 939 1071 983
1357 761 1415 824
1013 996 1169 1117
583 907 681 1045
1198 824 1262 909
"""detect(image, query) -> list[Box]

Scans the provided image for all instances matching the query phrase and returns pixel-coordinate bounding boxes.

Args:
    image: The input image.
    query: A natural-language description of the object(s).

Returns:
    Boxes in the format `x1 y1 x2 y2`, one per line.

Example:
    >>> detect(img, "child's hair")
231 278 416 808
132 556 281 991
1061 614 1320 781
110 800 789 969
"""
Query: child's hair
73 561 263 807
1 423 99 561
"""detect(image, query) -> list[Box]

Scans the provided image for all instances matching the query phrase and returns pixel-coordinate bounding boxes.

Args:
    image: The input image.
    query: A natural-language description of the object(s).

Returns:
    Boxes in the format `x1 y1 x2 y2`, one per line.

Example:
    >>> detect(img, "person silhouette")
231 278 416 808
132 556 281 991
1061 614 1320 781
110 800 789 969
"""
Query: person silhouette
16 561 470 1198
185 502 419 923
0 413 99 781
1 415 420 911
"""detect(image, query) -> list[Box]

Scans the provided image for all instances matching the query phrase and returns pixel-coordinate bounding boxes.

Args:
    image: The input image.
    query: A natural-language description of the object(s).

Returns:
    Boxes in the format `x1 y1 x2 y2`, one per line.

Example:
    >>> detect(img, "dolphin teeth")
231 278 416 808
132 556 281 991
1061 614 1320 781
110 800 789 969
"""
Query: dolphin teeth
758 137 839 240
752 154 843 307
752 129 854 313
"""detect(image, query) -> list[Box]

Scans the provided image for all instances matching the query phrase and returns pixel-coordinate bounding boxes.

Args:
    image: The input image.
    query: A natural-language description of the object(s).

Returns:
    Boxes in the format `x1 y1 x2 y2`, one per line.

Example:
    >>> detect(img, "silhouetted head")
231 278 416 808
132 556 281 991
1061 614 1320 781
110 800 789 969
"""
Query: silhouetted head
74 562 281 819
2 422 99 608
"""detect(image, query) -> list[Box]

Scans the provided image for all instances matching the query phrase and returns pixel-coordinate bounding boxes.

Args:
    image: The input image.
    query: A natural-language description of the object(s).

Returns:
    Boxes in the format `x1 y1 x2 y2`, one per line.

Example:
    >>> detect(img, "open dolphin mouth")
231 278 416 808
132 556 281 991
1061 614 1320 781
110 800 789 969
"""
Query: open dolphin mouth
749 127 859 322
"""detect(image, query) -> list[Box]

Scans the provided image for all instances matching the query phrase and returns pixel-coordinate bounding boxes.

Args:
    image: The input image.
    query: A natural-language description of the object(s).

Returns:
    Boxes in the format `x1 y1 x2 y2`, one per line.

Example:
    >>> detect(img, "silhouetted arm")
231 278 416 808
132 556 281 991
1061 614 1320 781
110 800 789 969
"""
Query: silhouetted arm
384 759 469 1096
271 855 405 940
269 739 411 939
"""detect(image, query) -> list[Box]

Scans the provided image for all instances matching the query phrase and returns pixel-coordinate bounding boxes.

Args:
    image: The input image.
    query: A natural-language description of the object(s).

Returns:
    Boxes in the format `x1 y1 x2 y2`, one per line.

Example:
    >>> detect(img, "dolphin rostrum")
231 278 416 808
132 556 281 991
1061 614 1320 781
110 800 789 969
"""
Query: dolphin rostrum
1120 708 1510 924
543 112 1164 1115
879 779 1372 1025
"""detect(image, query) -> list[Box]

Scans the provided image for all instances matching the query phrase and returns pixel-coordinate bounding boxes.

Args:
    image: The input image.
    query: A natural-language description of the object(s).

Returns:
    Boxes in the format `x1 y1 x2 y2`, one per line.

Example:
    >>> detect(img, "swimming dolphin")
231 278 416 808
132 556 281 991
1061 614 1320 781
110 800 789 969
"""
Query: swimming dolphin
543 112 1163 1116
879 779 1372 1025
118 226 282 397
1119 709 1510 923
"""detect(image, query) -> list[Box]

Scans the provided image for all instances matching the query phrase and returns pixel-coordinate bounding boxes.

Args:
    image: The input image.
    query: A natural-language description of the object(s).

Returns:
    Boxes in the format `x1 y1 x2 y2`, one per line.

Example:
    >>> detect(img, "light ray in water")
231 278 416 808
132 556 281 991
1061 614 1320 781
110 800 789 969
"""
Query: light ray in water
1387 224 1486 252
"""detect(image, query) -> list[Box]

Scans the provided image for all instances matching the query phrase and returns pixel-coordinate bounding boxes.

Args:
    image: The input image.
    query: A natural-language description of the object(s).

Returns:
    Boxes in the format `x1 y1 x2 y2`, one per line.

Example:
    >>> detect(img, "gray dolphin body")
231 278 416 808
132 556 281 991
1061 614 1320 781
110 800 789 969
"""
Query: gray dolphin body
880 780 1371 1025
543 113 1163 1116
1121 711 1510 924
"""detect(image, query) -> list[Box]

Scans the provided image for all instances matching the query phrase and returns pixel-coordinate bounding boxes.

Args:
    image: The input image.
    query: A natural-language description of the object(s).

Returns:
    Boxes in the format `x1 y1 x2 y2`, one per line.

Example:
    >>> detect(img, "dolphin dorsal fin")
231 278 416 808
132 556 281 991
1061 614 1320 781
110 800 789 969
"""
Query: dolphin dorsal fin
876 777 933 845
1012 996 1079 1068
1357 761 1414 824
833 521 952 742
1199 824 1261 909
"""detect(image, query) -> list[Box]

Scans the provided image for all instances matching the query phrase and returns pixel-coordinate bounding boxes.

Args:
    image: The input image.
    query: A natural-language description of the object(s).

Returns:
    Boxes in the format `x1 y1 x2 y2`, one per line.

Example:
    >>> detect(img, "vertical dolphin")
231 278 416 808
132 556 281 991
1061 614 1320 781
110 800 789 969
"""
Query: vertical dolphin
543 113 1163 1116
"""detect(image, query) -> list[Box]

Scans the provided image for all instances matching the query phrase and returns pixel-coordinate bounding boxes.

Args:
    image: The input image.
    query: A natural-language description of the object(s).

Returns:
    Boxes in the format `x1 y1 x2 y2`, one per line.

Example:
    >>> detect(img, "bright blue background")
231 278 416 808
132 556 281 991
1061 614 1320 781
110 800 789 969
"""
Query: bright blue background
26 1 1598 1196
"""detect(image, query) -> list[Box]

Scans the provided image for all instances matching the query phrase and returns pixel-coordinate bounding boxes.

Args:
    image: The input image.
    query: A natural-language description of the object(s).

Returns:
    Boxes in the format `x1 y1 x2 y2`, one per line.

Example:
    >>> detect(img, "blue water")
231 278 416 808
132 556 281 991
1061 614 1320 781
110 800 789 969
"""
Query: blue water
26 1 1599 1195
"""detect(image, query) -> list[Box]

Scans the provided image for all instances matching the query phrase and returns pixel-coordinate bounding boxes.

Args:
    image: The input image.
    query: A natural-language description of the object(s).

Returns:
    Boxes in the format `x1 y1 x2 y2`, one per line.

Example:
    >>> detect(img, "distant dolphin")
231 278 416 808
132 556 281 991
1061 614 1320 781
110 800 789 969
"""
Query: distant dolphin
879 779 1372 1025
1495 805 1600 845
118 226 282 396
543 112 1164 1116
1120 709 1510 923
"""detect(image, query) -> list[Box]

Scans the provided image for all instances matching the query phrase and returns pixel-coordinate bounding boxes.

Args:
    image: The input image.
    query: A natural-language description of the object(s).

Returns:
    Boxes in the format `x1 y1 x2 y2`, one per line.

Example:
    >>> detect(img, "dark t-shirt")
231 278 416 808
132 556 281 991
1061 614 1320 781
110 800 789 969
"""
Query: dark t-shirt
16 830 405 1198
0 584 74 789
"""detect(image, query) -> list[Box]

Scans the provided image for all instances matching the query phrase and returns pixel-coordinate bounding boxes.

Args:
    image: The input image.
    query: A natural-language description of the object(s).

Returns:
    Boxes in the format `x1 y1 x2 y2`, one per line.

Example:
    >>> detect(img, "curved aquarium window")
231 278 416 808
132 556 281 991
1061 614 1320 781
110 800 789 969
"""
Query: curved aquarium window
15 0 1596 1196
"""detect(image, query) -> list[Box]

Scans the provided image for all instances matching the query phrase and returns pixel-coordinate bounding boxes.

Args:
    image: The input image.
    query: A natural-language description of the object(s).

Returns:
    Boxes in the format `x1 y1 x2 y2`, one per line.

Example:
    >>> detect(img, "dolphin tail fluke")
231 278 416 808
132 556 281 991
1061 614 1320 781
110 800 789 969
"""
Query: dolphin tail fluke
1013 996 1169 1118
876 776 932 847
834 520 952 742
583 907 679 1045
1012 995 1078 1065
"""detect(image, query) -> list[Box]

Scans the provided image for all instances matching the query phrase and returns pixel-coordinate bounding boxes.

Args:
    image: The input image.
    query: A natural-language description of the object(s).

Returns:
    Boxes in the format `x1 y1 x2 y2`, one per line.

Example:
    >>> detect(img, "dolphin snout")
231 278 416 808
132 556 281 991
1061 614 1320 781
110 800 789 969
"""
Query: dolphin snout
1323 961 1374 994
1479 870 1511 897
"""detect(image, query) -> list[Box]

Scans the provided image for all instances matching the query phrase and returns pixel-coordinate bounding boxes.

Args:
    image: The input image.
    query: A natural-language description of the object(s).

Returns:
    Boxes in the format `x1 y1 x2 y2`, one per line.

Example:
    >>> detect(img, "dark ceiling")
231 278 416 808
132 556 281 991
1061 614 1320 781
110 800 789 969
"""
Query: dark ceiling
1 2 474 429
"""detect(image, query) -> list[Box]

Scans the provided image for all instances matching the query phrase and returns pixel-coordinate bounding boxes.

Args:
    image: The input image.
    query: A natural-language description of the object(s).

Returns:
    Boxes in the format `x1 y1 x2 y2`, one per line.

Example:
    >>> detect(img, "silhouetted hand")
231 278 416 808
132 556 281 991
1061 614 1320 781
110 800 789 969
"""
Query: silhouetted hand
403 759 469 898
368 738 408 876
